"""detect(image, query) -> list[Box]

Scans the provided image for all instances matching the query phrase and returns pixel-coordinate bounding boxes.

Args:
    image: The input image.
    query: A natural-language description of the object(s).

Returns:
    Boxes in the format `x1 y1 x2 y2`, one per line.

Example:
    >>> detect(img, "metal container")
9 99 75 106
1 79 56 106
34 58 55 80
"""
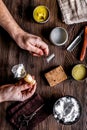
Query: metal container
53 96 82 125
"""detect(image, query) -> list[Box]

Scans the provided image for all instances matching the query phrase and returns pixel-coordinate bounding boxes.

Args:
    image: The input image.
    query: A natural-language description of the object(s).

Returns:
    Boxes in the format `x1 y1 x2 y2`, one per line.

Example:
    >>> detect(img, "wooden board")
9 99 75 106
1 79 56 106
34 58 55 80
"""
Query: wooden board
0 0 87 130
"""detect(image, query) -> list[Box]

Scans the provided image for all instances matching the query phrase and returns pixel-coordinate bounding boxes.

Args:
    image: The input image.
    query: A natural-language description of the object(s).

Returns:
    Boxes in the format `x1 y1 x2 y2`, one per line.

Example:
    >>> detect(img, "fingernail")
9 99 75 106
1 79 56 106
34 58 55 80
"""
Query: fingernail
40 51 44 55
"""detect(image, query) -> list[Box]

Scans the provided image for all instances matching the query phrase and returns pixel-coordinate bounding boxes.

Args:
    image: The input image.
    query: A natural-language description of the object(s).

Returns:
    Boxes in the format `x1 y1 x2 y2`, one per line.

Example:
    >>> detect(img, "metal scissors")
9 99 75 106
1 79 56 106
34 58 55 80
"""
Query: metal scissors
18 104 44 130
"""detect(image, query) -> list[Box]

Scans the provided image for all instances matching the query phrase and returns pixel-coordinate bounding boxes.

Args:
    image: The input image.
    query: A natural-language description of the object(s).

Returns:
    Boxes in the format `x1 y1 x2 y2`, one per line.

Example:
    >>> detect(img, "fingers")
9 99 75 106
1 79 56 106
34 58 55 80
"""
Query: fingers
32 52 40 57
16 79 25 85
30 43 49 56
21 84 37 101
29 44 44 56
17 76 36 92
20 84 32 91
37 40 49 56
27 36 49 56
16 32 49 56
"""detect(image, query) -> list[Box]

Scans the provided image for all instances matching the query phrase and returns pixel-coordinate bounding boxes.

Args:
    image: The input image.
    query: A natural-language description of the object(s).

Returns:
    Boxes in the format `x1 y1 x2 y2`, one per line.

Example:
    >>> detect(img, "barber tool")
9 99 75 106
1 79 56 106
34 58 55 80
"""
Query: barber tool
18 104 44 130
80 26 87 61
67 29 84 52
11 64 26 79
11 64 36 85
46 53 55 63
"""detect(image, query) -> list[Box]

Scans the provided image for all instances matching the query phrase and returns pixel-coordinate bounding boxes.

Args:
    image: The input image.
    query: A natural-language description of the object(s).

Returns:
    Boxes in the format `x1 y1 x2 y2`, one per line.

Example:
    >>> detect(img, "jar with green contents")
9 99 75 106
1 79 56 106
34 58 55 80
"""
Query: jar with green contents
72 64 87 81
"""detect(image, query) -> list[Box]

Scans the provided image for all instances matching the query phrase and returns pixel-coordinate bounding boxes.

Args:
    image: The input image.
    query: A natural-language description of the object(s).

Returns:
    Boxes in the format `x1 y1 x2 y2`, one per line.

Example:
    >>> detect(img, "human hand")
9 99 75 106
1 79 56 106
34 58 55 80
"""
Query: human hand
15 30 49 56
0 79 36 102
0 0 49 56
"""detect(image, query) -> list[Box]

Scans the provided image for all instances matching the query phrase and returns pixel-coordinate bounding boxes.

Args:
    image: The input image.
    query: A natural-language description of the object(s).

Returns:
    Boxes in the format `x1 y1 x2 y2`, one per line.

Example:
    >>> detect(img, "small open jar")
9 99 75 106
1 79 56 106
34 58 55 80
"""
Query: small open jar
33 5 50 23
71 64 87 81
50 27 68 46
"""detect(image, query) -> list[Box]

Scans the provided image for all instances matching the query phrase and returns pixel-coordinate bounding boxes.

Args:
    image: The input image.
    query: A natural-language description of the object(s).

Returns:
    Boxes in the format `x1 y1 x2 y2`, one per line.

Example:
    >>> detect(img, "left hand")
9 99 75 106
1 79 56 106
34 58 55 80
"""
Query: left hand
15 30 49 56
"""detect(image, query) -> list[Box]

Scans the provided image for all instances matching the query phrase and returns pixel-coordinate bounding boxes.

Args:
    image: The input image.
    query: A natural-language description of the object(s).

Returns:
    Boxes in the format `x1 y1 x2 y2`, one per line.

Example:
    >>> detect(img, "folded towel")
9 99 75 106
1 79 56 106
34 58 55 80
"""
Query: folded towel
6 94 53 130
57 0 87 24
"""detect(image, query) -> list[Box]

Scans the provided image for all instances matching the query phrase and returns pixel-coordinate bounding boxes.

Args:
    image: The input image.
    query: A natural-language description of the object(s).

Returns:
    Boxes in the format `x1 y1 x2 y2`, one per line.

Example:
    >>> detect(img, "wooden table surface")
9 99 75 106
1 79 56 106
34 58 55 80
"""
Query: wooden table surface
0 0 87 130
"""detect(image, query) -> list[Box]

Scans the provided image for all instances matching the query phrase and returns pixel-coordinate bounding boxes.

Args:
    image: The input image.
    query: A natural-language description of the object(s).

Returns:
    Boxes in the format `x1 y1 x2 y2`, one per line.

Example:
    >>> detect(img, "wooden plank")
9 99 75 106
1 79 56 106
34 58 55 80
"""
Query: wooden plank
0 0 87 130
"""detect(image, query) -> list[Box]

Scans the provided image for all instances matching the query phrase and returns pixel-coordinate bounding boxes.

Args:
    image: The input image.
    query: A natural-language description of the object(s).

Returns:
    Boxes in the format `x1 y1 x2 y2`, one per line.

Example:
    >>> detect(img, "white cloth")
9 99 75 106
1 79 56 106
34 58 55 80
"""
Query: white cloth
57 0 87 24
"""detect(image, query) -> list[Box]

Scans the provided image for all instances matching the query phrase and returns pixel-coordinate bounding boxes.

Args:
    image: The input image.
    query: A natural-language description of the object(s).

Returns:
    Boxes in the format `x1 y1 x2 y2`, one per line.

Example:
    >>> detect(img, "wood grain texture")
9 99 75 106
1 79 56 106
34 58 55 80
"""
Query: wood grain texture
0 0 87 130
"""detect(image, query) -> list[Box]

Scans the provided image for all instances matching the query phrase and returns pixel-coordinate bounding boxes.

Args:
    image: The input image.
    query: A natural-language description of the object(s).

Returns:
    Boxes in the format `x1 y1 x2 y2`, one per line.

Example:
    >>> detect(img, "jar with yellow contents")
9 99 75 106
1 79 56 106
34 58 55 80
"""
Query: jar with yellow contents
33 5 50 23
71 64 87 81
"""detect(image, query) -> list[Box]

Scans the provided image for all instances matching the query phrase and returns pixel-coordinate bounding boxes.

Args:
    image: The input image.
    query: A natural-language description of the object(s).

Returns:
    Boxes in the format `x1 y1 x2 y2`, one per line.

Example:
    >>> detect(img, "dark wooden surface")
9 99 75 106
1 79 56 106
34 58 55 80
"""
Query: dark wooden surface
0 0 87 130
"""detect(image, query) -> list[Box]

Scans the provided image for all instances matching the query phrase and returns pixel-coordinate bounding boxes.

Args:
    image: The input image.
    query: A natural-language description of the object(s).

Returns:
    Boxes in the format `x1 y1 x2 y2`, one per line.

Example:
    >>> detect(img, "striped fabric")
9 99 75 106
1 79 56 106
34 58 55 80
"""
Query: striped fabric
57 0 87 24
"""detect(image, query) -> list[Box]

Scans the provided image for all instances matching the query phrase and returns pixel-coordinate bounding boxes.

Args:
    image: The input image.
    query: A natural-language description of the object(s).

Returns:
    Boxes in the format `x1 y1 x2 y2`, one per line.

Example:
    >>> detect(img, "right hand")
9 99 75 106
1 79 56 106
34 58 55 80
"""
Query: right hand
0 79 37 102
15 30 49 56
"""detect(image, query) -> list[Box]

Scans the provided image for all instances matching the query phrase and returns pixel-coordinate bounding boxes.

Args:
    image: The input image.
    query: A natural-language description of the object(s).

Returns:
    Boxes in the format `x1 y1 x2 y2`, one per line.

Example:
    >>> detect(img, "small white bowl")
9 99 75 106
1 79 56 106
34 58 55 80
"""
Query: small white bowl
50 27 68 46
